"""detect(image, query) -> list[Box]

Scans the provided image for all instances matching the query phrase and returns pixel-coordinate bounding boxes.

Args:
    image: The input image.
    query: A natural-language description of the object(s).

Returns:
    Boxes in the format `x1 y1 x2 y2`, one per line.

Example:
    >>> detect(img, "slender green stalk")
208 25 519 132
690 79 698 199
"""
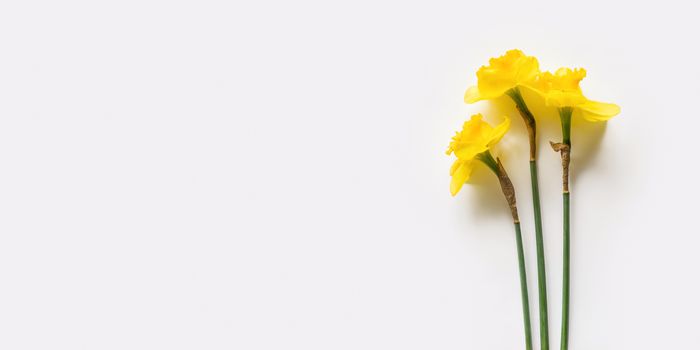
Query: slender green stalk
478 150 532 350
515 222 533 350
505 88 537 161
560 108 572 146
506 87 549 350
561 192 570 350
475 150 499 173
530 160 549 350
557 107 573 350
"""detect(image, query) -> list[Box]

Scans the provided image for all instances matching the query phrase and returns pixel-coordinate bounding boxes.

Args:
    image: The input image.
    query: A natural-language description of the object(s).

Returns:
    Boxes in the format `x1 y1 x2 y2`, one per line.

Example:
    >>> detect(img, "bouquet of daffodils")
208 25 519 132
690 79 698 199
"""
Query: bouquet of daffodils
447 49 619 350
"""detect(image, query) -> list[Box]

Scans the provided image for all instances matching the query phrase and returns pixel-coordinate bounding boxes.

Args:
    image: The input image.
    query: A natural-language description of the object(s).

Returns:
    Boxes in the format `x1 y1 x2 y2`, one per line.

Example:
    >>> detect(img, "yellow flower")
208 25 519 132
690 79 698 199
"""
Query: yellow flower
464 49 540 103
446 114 510 196
526 67 620 121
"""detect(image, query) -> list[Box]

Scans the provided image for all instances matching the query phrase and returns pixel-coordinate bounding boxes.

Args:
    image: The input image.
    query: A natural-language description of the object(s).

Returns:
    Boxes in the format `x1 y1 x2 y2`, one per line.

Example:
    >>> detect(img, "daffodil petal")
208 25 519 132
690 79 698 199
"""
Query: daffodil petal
449 159 460 176
514 56 540 83
454 144 488 160
487 116 511 147
450 160 474 196
464 86 483 104
578 100 620 122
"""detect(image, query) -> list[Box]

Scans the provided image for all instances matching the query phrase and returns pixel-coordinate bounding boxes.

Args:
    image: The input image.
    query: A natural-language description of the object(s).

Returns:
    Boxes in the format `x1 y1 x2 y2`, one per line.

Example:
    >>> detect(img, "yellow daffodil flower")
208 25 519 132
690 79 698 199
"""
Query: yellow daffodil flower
445 114 531 350
446 114 510 196
526 67 620 121
527 69 620 350
464 49 540 103
464 52 549 346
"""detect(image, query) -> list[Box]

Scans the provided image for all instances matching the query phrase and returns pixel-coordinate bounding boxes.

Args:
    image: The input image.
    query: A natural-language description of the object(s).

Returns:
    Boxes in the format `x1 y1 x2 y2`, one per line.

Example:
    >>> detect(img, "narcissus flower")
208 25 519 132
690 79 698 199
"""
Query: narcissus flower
526 67 620 121
446 114 510 196
464 49 540 103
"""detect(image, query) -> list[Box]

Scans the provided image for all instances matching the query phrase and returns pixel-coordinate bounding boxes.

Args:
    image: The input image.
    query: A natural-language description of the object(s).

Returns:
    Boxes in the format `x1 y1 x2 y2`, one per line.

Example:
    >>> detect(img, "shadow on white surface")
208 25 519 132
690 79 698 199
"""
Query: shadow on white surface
568 116 607 189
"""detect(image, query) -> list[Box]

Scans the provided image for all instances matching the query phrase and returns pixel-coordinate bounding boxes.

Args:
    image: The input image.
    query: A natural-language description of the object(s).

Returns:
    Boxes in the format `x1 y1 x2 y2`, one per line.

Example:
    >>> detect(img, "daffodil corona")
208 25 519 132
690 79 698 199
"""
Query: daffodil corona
528 68 620 122
528 67 620 350
447 114 532 350
464 49 550 350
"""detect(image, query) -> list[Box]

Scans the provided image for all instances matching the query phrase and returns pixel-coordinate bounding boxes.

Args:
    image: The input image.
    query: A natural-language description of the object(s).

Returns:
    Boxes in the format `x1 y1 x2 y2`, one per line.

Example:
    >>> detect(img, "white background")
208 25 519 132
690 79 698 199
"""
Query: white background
0 0 697 349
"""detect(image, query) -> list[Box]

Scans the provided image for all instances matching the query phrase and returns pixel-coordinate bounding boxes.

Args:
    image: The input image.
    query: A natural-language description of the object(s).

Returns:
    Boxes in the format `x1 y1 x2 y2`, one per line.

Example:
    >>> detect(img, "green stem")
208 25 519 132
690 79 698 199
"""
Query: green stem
530 160 549 350
560 107 572 145
475 150 499 174
558 107 573 350
515 222 533 350
505 87 537 161
561 192 570 350
506 87 548 350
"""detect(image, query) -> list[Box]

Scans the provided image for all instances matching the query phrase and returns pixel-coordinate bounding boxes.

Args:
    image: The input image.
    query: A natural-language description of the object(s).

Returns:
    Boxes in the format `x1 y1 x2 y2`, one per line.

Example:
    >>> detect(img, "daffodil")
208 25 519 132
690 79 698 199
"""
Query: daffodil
526 67 620 122
447 113 533 350
464 50 550 350
464 49 540 104
528 67 620 350
446 114 510 196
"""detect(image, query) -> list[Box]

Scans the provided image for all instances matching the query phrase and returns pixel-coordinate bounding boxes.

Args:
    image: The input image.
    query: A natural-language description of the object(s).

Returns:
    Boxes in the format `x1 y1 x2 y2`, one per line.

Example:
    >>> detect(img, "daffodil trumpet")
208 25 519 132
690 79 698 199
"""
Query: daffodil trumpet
528 67 620 350
447 114 533 350
464 50 549 350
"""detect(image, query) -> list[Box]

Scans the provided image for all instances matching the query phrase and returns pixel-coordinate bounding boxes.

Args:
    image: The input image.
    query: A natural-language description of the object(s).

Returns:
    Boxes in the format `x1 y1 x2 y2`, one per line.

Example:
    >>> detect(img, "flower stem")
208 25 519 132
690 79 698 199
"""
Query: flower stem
556 107 573 350
475 150 499 174
505 88 537 161
506 87 549 350
514 222 533 350
530 160 549 350
561 192 570 350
